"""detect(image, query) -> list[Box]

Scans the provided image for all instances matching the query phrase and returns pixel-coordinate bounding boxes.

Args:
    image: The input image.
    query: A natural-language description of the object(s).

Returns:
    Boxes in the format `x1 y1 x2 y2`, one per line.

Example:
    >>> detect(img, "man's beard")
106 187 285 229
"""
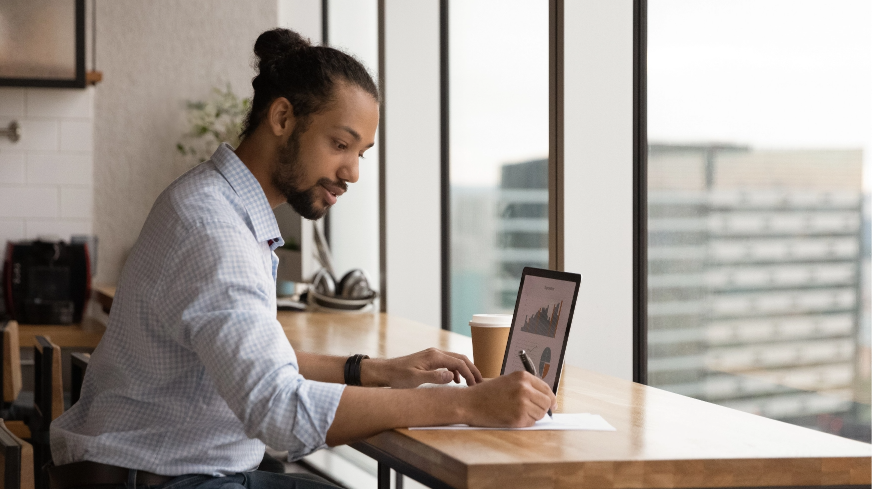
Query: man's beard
271 126 345 220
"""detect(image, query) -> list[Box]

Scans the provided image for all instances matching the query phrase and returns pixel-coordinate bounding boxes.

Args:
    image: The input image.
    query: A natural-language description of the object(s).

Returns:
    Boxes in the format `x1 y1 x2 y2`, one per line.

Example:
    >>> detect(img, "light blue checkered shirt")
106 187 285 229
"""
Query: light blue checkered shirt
51 143 346 476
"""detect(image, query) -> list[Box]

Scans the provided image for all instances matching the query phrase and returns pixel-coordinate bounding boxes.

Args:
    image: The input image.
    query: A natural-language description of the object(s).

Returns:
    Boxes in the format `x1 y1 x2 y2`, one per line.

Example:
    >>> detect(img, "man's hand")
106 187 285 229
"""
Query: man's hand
326 369 557 445
459 371 557 428
361 348 483 388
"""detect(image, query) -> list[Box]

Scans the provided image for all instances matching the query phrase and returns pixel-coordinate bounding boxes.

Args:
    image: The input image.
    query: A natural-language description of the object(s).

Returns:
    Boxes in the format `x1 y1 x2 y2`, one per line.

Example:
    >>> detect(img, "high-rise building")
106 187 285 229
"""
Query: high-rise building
648 144 869 440
449 158 549 333
495 159 549 308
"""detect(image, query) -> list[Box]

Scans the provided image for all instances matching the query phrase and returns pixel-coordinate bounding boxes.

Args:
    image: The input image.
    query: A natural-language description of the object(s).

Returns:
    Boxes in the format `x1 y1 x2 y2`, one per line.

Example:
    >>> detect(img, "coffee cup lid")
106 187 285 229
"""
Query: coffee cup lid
469 314 513 327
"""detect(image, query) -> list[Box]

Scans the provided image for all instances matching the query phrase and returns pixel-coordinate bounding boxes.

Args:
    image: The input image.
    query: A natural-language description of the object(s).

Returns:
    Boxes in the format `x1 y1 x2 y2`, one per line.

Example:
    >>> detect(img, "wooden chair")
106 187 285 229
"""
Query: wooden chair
1 321 23 408
0 321 30 440
31 336 62 489
69 353 90 407
0 419 34 489
32 337 63 426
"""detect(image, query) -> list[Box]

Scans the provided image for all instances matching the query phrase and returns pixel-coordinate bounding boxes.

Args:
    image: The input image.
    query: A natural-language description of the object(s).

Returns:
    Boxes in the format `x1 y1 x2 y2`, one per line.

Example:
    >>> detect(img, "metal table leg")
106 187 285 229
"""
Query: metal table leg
378 462 391 489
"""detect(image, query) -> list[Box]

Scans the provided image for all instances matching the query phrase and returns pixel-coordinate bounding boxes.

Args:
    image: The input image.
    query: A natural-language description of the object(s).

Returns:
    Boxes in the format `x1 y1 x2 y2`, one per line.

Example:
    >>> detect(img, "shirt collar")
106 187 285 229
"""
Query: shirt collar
210 143 284 249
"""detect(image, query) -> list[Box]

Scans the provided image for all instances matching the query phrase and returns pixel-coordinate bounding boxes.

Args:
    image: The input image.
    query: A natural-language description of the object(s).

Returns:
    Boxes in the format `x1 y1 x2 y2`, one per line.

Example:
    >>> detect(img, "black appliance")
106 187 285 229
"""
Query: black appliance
3 240 91 324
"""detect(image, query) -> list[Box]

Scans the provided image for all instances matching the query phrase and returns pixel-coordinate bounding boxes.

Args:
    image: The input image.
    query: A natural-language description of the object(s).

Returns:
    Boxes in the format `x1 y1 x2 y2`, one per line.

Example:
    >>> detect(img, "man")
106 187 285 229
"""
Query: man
50 28 556 488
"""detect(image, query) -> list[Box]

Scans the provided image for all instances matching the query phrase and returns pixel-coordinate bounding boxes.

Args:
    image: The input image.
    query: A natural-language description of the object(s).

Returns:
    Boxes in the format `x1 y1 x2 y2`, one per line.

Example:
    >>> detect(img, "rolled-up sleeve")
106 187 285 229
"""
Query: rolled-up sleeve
157 220 345 459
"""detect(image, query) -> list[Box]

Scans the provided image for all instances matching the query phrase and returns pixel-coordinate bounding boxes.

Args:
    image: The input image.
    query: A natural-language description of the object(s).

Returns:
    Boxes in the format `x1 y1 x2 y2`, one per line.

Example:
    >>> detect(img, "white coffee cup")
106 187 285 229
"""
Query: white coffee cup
469 314 513 378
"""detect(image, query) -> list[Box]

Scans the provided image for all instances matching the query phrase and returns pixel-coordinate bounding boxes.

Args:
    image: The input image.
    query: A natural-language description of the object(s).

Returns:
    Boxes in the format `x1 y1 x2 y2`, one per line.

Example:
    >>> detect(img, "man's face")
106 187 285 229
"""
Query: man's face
271 83 379 220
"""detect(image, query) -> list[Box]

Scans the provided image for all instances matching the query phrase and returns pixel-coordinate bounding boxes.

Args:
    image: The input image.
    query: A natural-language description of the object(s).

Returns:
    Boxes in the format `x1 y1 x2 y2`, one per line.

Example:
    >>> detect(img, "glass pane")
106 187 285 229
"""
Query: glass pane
0 0 77 80
648 0 872 441
326 0 381 297
449 0 548 335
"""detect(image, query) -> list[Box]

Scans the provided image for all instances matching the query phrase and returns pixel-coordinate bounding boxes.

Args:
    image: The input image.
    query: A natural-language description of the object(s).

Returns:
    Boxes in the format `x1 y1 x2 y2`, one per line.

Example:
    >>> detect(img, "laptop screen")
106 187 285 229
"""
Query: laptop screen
500 268 582 392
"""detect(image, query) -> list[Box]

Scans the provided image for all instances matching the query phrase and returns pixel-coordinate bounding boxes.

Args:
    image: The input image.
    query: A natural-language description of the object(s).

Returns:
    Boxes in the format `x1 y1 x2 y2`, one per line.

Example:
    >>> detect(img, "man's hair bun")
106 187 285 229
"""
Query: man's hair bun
253 28 311 69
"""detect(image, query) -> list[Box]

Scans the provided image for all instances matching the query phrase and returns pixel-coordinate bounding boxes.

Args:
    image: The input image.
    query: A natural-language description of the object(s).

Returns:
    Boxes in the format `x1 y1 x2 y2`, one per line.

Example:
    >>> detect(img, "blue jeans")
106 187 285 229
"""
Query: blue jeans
76 470 342 489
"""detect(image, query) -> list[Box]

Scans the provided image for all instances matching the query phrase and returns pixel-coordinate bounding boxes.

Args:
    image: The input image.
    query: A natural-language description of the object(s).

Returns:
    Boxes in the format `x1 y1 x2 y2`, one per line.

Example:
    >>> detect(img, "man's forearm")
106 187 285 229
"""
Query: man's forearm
326 386 466 446
295 351 345 383
296 351 391 386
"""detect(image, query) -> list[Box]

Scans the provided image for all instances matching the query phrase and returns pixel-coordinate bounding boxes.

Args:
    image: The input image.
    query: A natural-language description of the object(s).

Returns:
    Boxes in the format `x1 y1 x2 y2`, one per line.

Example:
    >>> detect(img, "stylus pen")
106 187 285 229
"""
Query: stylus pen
518 350 553 419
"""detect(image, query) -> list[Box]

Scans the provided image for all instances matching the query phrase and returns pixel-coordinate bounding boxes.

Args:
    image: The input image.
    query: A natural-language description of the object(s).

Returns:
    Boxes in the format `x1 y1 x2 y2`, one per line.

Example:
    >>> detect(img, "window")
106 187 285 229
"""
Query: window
448 0 549 334
647 0 872 441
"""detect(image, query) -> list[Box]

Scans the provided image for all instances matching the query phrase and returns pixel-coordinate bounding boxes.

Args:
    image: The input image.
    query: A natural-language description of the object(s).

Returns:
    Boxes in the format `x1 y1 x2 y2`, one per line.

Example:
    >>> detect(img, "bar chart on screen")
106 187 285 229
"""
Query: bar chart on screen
520 300 563 338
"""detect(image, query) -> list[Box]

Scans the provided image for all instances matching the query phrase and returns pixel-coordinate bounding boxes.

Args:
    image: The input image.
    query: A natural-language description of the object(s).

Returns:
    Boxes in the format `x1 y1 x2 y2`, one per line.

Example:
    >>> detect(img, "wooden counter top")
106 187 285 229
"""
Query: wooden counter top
278 310 473 360
18 316 106 349
278 311 871 488
93 284 116 314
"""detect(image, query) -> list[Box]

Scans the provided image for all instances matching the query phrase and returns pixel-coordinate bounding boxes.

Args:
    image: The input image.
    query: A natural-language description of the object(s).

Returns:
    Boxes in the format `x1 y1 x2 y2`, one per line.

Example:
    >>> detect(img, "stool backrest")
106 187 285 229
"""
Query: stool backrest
33 337 62 423
69 353 90 407
1 321 22 405
0 419 34 489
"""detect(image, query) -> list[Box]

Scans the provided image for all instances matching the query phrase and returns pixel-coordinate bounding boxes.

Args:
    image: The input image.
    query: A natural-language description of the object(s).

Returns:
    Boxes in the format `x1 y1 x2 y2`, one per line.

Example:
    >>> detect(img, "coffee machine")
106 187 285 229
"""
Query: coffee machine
3 240 91 324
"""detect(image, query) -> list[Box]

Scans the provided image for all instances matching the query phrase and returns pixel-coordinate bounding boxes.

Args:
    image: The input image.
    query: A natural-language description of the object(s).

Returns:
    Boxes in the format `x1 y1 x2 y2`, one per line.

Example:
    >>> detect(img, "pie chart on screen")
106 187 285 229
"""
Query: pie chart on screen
539 347 551 379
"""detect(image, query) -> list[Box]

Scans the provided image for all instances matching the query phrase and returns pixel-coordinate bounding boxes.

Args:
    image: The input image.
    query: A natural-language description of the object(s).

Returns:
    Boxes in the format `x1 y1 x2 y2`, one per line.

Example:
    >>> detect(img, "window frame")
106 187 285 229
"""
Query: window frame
633 0 648 384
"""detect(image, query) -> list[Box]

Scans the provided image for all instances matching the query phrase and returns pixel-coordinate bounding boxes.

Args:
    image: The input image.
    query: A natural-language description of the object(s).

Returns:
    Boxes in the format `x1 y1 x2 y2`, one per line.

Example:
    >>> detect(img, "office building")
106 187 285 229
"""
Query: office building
648 144 869 439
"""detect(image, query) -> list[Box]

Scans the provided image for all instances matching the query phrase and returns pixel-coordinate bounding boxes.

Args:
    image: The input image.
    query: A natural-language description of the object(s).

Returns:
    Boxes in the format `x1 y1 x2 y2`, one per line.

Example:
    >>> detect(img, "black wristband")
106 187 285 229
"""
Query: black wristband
344 354 369 386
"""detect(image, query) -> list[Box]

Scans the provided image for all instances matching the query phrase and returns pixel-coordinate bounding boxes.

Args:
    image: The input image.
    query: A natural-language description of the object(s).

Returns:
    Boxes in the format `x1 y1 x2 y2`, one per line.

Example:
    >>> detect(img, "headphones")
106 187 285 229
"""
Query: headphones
309 268 377 310
312 268 376 299
308 220 377 310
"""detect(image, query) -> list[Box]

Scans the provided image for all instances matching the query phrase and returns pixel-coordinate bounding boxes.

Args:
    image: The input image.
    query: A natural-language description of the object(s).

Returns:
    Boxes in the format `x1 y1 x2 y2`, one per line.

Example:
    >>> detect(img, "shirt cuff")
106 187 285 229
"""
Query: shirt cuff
288 380 346 460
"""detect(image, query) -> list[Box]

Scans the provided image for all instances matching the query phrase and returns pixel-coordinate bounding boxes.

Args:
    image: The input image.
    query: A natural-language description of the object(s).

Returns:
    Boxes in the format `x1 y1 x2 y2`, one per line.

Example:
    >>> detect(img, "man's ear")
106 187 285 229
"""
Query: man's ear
266 97 295 137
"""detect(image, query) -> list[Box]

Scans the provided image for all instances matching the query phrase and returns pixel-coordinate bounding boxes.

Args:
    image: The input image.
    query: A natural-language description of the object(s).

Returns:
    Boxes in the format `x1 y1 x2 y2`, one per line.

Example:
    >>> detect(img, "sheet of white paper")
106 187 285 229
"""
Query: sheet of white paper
408 413 616 431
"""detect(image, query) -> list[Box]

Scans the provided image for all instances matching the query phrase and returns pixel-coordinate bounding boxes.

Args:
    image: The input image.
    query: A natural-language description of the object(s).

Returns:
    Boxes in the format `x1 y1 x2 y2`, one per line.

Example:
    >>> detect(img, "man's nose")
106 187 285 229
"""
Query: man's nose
338 154 359 184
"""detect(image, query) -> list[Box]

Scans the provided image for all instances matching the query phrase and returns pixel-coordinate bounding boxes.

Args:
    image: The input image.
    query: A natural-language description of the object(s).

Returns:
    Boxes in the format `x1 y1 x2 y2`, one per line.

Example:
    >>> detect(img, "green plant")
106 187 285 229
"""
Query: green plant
177 84 251 165
280 238 301 252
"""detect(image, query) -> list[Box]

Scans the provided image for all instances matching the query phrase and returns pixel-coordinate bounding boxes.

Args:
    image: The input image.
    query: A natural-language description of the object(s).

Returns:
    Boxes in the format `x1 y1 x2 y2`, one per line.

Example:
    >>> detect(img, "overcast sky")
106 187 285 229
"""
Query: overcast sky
450 0 872 190
648 0 872 189
449 0 549 187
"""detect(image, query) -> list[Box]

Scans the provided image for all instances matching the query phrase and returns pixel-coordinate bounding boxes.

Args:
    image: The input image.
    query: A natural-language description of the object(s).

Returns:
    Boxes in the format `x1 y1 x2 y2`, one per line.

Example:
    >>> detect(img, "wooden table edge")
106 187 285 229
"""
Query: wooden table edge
354 429 871 489
18 319 106 349
93 285 115 314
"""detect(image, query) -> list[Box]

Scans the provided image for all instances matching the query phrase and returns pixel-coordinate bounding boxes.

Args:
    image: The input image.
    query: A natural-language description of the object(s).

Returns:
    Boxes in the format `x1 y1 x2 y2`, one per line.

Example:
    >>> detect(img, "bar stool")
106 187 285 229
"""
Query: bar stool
0 321 32 440
30 336 62 489
0 418 35 489
69 353 90 407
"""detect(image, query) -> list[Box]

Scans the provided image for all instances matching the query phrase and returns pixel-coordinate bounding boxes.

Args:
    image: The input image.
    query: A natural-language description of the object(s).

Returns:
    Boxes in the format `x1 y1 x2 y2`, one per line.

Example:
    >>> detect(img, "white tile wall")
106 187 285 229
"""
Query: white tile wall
27 153 92 186
25 219 93 240
0 187 59 218
60 120 93 152
1 119 59 152
0 89 24 117
0 152 25 184
26 88 94 119
61 187 93 218
0 87 94 245
0 219 25 247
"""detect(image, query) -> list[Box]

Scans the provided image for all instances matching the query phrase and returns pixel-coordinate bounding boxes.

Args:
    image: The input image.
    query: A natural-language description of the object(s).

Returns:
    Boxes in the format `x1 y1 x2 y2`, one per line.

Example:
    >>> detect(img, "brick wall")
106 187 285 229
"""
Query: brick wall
0 87 94 246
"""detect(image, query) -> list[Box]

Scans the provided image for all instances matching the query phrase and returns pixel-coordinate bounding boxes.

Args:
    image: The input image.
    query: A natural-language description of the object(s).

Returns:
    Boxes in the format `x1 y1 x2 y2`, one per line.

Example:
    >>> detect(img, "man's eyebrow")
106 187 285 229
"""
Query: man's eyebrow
338 125 362 141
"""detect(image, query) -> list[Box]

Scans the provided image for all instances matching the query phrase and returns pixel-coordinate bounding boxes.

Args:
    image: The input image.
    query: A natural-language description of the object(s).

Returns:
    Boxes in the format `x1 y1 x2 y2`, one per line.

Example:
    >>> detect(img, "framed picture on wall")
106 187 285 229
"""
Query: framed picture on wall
0 0 85 88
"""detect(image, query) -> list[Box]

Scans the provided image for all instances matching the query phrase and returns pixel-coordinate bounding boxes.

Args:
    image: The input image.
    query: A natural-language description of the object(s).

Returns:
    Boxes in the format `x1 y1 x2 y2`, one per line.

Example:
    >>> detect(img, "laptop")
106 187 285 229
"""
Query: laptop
499 267 582 393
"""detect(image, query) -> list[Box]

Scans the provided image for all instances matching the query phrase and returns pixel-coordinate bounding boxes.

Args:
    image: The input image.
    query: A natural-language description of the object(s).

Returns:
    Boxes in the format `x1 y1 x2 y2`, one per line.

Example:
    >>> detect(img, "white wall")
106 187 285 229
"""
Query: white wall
0 88 95 246
326 0 381 288
383 0 442 328
93 1 277 284
562 0 635 380
279 0 322 42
